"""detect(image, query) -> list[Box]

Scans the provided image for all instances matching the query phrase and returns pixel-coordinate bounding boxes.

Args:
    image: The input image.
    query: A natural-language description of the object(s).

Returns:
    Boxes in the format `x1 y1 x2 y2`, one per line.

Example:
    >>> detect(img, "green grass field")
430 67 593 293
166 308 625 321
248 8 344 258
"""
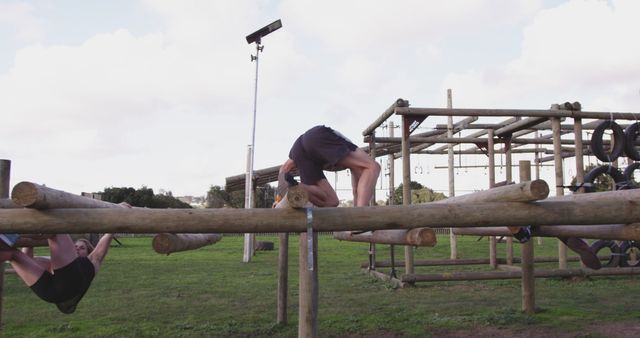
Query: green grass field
2 235 639 337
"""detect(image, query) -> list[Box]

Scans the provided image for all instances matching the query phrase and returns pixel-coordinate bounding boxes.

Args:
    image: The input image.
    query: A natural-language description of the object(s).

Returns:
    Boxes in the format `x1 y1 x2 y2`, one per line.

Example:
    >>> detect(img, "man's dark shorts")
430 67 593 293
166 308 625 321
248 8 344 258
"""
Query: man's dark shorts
289 125 357 185
30 256 96 314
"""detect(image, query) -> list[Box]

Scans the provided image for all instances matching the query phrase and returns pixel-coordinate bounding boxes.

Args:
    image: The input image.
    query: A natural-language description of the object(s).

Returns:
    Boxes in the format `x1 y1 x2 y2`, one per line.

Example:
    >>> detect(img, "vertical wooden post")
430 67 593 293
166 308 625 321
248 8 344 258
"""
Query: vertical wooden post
487 130 497 269
0 159 10 325
574 118 585 193
519 160 535 314
573 118 585 270
388 122 397 272
401 116 414 275
447 89 458 259
551 117 568 268
298 231 318 338
277 232 288 324
369 132 377 267
505 137 514 265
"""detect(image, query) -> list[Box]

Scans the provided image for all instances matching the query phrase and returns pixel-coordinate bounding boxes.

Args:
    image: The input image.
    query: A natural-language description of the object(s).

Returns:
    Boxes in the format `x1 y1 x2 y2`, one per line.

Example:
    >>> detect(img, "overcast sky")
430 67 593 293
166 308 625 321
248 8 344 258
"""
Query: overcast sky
1 0 639 201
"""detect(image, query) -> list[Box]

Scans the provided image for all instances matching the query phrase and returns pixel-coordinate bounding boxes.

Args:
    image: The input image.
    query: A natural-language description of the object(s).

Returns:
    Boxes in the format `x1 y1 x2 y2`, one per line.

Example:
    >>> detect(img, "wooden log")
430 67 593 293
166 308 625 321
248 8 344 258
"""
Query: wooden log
363 269 404 289
11 181 122 209
0 159 10 325
0 198 18 209
361 256 585 268
284 186 309 209
298 231 318 338
454 224 640 241
274 195 294 325
333 227 436 246
362 98 408 136
14 237 49 247
151 233 222 254
395 107 640 120
435 180 549 204
1 188 640 233
402 267 640 283
519 160 535 314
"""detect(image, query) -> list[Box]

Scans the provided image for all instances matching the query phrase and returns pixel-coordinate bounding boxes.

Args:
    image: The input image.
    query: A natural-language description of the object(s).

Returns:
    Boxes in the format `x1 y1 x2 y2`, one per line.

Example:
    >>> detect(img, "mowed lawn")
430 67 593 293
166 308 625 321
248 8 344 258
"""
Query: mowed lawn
2 234 640 337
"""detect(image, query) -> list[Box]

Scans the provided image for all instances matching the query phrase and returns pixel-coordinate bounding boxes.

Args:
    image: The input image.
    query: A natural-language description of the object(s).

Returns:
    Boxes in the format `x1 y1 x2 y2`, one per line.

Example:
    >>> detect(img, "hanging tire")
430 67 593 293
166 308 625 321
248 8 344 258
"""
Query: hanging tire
619 241 640 267
583 165 626 192
624 123 640 161
589 239 620 268
622 162 640 190
590 120 625 162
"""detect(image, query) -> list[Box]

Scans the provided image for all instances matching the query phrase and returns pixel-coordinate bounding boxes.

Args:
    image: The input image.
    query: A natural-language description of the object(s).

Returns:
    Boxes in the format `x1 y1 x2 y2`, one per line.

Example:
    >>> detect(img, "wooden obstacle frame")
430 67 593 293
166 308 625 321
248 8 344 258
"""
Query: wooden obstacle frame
4 101 640 337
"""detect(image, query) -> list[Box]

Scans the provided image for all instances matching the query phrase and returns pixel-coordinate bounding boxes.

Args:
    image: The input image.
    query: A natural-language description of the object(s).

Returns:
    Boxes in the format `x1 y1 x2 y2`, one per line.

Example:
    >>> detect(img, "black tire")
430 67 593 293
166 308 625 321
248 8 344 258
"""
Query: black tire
589 239 620 268
619 240 640 267
583 165 626 192
623 162 640 189
255 240 274 251
624 123 640 161
590 120 625 162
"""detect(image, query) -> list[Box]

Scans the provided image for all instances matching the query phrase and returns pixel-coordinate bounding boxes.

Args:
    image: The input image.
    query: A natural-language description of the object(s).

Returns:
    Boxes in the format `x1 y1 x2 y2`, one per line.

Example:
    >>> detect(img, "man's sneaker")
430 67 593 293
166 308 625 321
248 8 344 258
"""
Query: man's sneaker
276 172 299 199
561 237 602 270
513 226 532 244
0 234 19 247
284 173 298 187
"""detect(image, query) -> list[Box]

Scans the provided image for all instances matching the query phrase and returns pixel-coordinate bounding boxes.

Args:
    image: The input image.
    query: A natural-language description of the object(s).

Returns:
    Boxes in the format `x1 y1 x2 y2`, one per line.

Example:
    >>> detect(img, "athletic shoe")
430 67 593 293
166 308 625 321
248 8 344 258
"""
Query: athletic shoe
561 237 602 270
513 226 532 244
0 234 19 247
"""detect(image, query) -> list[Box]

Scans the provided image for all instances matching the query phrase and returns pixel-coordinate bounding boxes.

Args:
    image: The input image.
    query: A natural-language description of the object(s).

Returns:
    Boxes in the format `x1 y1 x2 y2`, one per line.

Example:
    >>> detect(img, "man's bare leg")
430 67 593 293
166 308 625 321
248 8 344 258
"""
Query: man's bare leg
336 149 380 207
300 179 339 207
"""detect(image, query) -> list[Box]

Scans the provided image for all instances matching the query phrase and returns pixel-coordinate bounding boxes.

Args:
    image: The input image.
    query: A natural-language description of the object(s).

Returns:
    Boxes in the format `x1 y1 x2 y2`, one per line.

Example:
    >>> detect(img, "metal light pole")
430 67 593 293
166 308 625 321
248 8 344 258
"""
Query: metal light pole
243 19 282 263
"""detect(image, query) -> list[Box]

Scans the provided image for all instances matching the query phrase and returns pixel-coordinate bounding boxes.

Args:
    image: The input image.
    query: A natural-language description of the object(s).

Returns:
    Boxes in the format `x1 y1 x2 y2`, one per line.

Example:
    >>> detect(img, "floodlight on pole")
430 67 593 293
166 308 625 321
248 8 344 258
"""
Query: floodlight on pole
243 19 282 263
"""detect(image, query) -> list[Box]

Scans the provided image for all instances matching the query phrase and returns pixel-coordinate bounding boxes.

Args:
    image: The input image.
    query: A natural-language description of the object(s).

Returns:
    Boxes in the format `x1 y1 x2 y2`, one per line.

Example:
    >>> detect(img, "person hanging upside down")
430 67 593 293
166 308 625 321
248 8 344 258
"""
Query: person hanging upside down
277 125 381 207
0 233 116 313
510 226 601 270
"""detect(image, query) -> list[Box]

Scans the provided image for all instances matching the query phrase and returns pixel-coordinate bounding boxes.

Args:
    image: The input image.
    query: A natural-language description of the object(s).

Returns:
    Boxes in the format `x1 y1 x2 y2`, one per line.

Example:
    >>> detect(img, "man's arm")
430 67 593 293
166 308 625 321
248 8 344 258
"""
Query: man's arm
88 233 113 272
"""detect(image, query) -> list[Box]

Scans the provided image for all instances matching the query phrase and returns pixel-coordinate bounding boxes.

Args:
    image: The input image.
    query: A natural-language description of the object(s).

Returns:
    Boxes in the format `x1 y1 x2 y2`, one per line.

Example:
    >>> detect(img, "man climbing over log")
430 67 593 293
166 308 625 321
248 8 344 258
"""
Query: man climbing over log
510 226 601 270
277 125 380 207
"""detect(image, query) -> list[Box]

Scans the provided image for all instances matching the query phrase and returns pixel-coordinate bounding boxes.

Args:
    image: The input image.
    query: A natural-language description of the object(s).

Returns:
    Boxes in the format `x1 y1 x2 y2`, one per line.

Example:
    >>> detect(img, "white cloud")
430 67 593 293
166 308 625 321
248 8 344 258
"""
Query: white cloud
0 1 45 42
443 0 640 111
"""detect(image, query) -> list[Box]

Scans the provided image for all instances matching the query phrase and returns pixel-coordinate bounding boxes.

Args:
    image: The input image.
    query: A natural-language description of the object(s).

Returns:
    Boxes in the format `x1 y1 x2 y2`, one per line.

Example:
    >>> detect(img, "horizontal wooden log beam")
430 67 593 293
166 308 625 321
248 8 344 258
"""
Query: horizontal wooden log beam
0 189 639 234
333 228 436 246
395 107 640 120
152 233 223 254
361 256 584 268
453 223 640 241
402 267 640 283
12 181 121 209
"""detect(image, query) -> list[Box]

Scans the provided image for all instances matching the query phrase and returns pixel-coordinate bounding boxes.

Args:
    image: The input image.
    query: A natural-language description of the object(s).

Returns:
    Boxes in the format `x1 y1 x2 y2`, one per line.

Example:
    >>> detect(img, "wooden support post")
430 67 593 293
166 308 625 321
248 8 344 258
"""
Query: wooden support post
152 233 222 254
401 116 414 275
299 229 318 338
274 188 309 326
0 159 10 326
551 117 568 268
447 89 458 259
574 118 585 194
505 136 514 266
519 160 535 314
277 232 288 325
487 130 497 269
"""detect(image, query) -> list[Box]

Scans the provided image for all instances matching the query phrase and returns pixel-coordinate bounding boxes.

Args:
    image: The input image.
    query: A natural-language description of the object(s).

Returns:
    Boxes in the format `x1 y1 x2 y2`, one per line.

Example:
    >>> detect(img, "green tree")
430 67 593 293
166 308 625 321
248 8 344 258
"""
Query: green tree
205 184 275 209
390 181 447 204
99 186 190 208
